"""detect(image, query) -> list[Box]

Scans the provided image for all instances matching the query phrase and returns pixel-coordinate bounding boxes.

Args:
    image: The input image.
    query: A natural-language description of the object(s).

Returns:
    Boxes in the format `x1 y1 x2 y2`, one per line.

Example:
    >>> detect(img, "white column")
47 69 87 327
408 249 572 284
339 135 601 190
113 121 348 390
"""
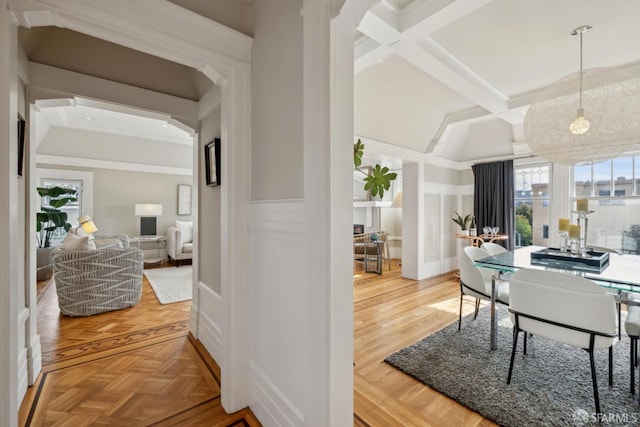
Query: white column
550 164 572 248
0 2 20 425
219 66 251 412
402 162 424 280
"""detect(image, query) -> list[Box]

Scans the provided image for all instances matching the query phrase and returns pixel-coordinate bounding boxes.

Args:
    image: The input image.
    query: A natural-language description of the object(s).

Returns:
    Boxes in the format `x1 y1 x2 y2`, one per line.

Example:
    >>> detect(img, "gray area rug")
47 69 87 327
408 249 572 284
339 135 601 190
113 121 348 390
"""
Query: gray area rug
385 306 640 427
144 266 192 304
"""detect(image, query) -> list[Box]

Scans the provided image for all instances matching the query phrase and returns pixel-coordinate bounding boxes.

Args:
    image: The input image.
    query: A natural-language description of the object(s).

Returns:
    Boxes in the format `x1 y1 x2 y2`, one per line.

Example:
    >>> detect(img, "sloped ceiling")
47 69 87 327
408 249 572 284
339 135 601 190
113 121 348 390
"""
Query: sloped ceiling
355 0 640 164
16 0 640 166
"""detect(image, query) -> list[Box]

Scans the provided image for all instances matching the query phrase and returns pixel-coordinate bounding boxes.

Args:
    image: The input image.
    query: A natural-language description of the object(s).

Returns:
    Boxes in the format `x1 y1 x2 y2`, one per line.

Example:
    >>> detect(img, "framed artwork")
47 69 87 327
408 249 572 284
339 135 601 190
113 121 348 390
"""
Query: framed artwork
205 138 221 187
177 184 192 215
17 117 25 178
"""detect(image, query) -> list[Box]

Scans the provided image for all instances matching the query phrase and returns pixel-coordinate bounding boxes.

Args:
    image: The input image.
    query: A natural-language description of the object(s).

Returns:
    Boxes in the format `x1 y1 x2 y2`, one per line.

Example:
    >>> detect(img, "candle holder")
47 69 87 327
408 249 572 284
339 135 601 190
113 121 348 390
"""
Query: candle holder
572 210 594 256
569 238 581 254
558 231 569 252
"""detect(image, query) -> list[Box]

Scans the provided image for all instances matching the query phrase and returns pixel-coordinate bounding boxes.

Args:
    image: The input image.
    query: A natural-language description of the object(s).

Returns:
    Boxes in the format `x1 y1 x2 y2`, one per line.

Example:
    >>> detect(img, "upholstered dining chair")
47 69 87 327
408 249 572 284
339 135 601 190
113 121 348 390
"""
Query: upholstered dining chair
458 246 509 331
507 269 618 415
624 304 640 395
481 241 508 256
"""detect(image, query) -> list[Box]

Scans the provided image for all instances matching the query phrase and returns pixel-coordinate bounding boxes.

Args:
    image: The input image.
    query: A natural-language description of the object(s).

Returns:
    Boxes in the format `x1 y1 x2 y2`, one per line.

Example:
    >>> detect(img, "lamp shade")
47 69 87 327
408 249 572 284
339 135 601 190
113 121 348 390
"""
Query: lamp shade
390 192 403 208
76 215 98 235
524 68 640 165
135 203 163 216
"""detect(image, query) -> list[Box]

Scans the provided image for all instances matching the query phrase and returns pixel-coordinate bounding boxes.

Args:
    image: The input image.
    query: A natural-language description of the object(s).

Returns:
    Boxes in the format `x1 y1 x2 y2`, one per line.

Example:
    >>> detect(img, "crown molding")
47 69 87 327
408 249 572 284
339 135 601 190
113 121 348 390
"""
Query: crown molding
9 0 252 72
37 154 193 176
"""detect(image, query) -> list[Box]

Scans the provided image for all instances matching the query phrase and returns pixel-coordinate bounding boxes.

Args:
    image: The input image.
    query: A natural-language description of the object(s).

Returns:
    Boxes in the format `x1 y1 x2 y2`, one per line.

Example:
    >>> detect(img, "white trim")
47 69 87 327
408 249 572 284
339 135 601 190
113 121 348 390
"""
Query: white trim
8 0 253 416
425 182 473 196
248 363 304 427
356 135 473 170
193 283 222 362
9 0 252 67
0 4 20 425
37 155 193 176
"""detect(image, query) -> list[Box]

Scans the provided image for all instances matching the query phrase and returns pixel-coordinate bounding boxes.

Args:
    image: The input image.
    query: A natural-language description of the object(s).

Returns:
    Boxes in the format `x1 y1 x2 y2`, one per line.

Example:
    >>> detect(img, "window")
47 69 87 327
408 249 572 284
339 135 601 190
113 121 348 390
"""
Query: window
572 155 640 253
40 178 83 244
514 164 550 248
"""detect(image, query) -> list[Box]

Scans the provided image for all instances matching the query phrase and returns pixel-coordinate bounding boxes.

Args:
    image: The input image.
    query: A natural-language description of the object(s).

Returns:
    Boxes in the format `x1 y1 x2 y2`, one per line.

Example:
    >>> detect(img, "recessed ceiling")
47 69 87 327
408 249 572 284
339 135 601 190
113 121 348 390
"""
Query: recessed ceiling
38 104 194 146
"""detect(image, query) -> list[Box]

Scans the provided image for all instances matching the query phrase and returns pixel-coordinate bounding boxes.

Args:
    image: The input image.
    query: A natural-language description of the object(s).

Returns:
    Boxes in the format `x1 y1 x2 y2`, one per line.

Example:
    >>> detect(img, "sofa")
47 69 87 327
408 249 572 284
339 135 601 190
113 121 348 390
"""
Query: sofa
167 220 193 267
52 234 143 317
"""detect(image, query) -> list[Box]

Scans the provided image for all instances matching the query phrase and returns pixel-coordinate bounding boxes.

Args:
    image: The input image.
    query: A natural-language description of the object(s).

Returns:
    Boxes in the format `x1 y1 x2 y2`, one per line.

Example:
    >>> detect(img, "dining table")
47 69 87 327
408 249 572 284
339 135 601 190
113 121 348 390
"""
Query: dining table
475 245 640 350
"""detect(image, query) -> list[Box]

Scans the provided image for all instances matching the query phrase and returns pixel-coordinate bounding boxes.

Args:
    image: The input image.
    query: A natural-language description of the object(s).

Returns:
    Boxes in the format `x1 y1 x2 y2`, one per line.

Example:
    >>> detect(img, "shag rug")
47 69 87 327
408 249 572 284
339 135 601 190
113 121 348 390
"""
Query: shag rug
385 306 640 427
144 266 192 304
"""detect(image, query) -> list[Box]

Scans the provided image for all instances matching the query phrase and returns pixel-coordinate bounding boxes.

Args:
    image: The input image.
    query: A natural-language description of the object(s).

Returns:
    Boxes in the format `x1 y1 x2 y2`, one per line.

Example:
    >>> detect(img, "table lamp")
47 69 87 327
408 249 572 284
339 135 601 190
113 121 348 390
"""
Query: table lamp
78 215 98 234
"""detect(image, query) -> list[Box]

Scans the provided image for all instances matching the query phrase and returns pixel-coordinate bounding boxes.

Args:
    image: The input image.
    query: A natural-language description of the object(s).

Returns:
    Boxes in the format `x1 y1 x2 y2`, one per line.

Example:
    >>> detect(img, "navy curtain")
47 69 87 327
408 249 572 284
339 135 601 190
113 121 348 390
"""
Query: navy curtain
472 160 514 251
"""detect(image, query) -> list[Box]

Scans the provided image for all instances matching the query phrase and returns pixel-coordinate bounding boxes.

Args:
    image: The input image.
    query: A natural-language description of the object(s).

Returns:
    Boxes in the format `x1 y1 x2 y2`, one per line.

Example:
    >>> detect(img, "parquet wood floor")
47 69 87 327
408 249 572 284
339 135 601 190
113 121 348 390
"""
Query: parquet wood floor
20 269 261 427
23 260 492 426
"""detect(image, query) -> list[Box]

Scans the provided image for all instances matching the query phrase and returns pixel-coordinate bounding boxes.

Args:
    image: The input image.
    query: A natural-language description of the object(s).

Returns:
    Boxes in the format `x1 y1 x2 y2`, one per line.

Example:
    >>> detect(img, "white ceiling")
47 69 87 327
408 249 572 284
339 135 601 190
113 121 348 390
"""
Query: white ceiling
354 0 640 164
21 0 640 166
39 104 194 145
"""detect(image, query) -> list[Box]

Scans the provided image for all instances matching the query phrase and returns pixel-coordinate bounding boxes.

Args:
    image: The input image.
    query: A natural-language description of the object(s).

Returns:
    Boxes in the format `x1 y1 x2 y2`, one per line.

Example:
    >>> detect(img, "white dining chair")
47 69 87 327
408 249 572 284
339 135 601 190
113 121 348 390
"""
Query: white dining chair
481 241 508 256
457 246 509 331
507 268 618 415
624 304 640 395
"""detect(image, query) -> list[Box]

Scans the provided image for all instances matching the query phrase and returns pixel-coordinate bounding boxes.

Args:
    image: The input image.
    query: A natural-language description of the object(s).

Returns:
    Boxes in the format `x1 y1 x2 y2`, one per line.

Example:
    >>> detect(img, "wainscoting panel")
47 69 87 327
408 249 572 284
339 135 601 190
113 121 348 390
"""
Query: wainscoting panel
247 200 306 427
195 283 222 364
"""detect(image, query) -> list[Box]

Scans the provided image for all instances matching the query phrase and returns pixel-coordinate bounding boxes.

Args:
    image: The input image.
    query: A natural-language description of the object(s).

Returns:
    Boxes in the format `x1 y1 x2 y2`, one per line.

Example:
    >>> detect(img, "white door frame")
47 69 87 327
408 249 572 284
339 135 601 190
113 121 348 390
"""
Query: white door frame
8 0 252 413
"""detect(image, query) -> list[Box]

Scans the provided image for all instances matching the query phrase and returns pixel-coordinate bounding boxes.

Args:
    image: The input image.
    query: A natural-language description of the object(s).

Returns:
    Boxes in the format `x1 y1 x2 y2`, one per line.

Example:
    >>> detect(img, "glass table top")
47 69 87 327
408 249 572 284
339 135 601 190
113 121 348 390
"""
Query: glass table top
475 245 640 294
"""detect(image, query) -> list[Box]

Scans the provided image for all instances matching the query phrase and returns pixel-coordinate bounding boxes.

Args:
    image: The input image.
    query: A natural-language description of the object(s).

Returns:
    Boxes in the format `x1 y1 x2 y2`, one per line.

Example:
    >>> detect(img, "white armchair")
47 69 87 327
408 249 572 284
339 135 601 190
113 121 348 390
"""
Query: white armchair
167 221 193 267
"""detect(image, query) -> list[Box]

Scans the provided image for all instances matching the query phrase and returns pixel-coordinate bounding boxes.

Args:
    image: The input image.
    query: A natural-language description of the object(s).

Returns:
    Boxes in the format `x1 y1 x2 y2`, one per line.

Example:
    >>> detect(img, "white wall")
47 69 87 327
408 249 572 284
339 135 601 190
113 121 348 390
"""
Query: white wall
403 161 473 280
251 0 303 200
0 3 22 425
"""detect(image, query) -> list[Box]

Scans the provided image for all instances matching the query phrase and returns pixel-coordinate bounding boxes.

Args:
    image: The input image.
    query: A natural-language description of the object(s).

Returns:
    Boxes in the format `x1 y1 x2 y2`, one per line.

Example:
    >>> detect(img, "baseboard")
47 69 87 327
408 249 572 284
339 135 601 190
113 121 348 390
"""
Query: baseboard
17 347 28 404
27 338 42 385
194 283 222 362
249 362 304 427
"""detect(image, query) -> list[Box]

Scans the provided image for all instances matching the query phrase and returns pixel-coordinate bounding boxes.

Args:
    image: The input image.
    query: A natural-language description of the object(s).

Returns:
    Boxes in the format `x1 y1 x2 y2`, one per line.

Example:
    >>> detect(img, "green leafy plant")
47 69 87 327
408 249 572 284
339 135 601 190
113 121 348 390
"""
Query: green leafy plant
353 139 397 198
36 186 78 248
452 212 473 230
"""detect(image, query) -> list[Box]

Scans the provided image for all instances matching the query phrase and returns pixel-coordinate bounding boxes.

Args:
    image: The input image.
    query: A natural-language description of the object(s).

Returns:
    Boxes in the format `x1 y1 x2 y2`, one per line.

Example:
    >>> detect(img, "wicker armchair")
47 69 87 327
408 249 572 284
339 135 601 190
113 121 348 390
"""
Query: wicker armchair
52 243 144 317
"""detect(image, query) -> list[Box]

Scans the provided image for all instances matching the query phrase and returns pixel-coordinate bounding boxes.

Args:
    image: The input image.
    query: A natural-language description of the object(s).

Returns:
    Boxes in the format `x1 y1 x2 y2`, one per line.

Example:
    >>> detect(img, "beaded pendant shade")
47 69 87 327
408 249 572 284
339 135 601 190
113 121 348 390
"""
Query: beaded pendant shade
523 26 640 165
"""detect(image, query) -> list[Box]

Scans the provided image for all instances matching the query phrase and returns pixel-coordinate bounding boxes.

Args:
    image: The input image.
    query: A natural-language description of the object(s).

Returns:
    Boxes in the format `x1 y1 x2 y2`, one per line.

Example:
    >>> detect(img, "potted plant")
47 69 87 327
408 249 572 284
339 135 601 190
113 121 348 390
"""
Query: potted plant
452 212 473 236
353 139 397 199
36 186 78 280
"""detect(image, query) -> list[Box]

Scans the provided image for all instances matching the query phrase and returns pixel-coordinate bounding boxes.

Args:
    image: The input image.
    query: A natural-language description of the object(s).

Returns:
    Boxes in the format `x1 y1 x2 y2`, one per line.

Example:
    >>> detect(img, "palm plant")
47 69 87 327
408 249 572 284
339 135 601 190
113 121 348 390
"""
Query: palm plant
36 186 78 248
452 212 473 230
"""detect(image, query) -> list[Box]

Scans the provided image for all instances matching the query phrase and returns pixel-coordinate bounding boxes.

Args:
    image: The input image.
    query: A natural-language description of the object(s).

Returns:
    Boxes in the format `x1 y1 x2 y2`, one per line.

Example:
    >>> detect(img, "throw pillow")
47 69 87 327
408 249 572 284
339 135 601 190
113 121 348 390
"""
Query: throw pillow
62 232 97 251
175 220 193 243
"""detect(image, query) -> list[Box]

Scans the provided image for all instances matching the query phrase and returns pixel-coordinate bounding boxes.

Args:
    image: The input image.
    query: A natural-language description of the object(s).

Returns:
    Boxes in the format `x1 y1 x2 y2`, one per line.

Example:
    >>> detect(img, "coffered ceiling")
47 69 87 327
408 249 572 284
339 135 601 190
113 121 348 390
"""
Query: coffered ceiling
15 0 640 166
354 0 640 164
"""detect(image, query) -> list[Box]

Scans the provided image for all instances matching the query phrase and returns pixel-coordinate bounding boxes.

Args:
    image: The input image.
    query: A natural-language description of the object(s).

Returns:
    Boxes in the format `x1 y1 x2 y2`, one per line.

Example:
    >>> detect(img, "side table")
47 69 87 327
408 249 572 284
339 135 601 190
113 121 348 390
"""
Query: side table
131 235 167 266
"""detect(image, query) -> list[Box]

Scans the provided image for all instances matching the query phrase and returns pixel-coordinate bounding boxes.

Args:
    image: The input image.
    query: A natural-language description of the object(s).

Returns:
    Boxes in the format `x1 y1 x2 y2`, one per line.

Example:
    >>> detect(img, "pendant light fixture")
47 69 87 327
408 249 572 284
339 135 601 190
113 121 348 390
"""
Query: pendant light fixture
523 25 640 165
568 25 591 135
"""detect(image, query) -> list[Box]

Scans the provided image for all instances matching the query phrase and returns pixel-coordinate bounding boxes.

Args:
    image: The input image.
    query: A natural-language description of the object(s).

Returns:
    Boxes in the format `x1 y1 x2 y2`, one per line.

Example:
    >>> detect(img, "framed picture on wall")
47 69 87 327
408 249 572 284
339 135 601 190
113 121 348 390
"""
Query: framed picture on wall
177 184 192 215
17 116 25 178
205 138 221 187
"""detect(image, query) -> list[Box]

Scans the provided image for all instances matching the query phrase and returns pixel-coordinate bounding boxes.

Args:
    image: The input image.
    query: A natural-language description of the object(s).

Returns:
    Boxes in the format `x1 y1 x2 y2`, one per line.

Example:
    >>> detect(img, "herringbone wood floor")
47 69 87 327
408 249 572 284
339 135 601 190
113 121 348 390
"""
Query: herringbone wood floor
20 270 261 427
22 262 493 426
